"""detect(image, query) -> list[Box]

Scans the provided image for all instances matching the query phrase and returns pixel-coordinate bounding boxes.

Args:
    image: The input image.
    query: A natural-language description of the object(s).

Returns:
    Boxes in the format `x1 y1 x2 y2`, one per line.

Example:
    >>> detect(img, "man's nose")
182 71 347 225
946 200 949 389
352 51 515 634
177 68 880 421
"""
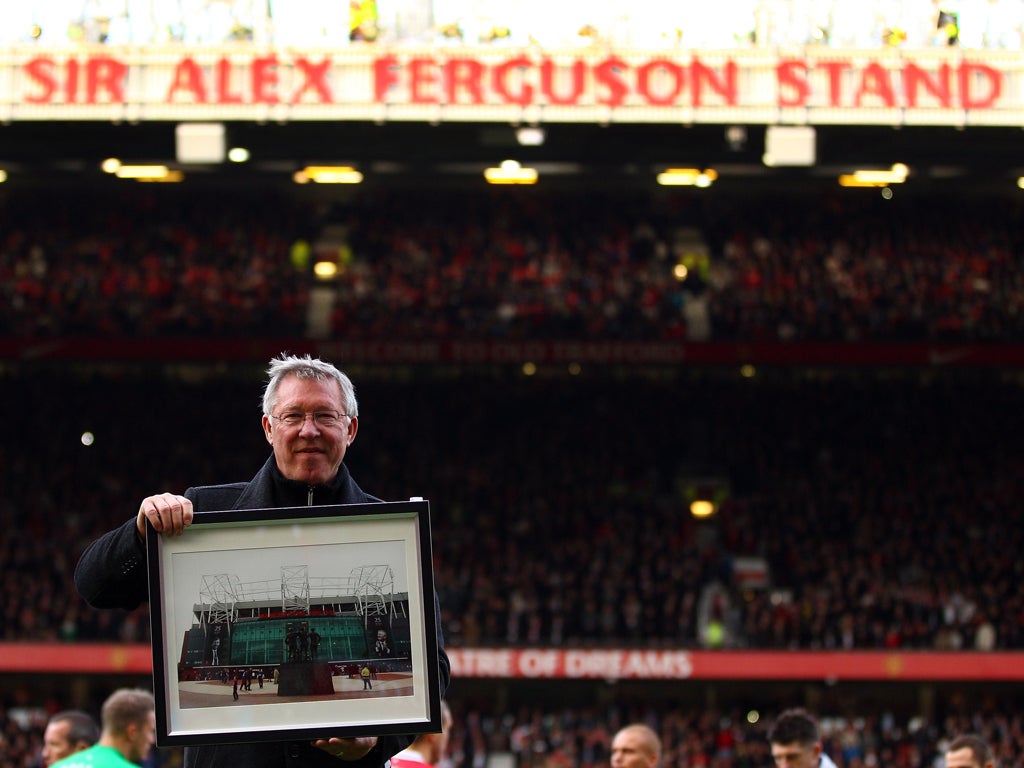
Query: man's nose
298 415 321 434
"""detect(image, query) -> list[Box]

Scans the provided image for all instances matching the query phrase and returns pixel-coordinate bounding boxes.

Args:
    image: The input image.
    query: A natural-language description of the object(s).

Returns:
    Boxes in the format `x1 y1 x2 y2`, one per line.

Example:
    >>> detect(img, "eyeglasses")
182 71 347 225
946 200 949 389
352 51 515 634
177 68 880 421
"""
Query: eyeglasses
270 410 350 429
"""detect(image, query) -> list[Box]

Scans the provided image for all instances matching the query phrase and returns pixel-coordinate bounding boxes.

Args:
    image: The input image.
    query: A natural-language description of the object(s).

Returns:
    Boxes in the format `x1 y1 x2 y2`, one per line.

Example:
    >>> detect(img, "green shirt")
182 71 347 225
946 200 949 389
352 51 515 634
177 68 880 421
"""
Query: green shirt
50 744 139 768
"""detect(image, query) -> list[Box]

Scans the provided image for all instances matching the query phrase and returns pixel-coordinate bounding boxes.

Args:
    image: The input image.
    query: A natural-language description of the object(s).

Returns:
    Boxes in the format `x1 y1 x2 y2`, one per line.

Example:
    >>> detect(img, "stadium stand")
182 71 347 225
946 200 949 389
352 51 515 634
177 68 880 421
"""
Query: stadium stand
2 186 1023 768
3 365 1022 650
3 187 1024 343
5 0 1024 765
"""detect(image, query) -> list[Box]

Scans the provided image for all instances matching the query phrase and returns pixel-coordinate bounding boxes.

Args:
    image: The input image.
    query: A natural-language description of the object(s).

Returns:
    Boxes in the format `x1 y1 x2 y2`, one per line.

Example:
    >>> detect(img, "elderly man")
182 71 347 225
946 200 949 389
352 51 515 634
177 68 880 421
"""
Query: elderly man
75 354 450 768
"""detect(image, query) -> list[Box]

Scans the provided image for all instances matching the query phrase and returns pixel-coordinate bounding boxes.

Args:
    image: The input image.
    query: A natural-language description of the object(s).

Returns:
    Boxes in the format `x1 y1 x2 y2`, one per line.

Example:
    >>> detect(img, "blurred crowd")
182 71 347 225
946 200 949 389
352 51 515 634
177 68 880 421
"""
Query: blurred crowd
3 368 1021 652
6 0 1024 50
3 187 1024 343
3 183 1023 768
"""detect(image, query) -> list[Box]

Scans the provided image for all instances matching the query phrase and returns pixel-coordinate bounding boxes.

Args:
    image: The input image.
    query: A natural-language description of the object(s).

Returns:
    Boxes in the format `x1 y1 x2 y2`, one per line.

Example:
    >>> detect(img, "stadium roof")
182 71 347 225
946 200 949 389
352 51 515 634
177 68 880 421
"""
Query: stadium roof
2 119 1023 193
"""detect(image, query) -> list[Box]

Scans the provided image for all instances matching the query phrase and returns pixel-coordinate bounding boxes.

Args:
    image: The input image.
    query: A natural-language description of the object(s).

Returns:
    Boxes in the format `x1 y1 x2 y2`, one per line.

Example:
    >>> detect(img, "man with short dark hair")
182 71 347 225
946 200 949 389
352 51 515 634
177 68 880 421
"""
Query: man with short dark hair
767 708 838 768
50 689 155 768
42 710 99 767
945 734 996 768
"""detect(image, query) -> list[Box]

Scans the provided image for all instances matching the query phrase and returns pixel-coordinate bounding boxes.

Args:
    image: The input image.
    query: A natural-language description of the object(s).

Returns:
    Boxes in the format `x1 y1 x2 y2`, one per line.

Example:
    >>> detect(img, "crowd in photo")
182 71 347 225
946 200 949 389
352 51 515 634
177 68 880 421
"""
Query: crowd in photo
2 187 1024 344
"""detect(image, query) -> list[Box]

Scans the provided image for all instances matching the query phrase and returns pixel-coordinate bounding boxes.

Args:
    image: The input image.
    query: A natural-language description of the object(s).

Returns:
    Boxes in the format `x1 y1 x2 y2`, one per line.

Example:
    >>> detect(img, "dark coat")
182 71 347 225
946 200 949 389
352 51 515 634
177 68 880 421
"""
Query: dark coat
74 455 451 768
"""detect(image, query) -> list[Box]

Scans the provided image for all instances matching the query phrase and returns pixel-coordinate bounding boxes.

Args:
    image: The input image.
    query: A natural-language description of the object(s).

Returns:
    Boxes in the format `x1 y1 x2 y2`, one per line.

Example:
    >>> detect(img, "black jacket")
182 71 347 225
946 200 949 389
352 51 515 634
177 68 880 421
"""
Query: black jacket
74 455 451 768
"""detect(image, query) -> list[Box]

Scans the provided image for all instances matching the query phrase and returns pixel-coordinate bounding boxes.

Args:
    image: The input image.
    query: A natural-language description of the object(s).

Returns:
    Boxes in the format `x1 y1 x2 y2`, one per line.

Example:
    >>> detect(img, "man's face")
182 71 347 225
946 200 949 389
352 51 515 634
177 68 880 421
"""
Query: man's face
42 720 82 766
430 709 453 765
263 375 358 486
611 728 657 768
126 712 157 764
946 747 984 768
771 741 821 768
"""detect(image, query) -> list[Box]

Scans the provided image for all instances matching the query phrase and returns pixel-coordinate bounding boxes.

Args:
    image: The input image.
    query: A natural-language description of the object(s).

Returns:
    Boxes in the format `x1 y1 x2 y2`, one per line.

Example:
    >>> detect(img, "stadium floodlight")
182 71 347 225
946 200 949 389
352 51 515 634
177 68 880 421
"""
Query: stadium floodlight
690 499 716 518
294 165 364 184
484 160 538 184
134 171 185 183
108 163 184 183
314 261 339 279
114 164 172 179
656 168 718 187
838 163 909 187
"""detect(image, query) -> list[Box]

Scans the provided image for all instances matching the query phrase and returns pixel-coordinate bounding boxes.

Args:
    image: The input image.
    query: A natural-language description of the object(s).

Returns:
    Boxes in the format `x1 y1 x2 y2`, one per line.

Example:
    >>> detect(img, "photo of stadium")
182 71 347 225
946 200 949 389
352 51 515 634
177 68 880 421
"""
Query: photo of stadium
171 556 413 708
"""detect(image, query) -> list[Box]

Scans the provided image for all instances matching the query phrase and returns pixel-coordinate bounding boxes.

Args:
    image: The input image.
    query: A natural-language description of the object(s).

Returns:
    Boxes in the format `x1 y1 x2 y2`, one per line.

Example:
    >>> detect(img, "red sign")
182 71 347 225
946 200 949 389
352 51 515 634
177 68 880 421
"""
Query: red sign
447 649 1024 681
6 643 1019 680
2 46 1015 122
373 54 1000 110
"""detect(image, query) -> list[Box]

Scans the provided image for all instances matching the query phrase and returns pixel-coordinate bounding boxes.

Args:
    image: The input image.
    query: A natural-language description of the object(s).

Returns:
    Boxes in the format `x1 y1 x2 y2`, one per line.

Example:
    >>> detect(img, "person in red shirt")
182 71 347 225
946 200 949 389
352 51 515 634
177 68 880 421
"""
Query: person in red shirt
388 702 452 768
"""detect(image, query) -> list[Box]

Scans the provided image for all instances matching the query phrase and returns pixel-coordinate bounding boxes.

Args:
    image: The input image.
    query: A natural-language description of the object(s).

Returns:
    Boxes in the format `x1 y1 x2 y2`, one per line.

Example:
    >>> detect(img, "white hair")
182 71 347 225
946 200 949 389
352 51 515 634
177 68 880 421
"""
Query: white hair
261 353 358 418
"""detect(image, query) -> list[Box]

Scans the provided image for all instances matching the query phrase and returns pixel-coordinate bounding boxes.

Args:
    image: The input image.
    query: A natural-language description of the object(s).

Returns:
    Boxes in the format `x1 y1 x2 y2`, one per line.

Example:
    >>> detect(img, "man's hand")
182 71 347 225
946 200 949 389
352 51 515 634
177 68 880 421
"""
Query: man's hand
312 736 379 761
136 493 193 538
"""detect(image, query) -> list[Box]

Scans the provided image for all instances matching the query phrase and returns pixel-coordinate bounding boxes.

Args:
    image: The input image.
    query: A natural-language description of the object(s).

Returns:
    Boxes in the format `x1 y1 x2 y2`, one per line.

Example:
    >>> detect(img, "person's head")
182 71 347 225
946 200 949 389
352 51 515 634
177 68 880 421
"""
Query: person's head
611 723 661 768
99 688 157 764
42 710 99 766
768 708 824 768
946 735 996 768
410 700 453 765
261 354 359 486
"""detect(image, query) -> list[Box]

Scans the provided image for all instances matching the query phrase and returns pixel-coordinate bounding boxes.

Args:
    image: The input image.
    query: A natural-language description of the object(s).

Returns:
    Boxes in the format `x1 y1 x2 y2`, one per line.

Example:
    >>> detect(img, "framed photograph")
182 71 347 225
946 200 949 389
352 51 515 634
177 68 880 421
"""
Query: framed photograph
146 499 442 747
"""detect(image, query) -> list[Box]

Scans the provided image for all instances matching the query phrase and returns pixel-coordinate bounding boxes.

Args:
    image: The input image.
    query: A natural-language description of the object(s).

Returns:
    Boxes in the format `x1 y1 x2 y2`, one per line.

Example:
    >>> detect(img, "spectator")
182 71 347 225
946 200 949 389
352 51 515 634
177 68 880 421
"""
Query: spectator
611 723 661 768
768 708 839 768
48 689 155 768
946 734 997 768
389 701 453 768
42 710 99 767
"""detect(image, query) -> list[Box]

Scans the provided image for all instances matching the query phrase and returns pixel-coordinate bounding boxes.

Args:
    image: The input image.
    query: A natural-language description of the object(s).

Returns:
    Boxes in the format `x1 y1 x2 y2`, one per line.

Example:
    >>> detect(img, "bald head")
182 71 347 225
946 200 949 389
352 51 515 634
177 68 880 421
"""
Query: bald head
611 724 660 768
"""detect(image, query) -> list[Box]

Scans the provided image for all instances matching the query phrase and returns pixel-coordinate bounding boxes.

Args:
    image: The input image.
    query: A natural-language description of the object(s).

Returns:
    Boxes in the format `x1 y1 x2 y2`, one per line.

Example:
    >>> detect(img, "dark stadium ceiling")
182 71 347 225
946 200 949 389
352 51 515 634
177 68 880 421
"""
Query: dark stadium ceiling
3 119 1024 192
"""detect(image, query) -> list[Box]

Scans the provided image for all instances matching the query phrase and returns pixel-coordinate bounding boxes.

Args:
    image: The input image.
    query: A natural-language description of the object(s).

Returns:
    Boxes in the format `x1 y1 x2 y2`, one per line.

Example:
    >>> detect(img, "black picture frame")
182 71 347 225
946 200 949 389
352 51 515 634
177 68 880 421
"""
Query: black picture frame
146 499 441 747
